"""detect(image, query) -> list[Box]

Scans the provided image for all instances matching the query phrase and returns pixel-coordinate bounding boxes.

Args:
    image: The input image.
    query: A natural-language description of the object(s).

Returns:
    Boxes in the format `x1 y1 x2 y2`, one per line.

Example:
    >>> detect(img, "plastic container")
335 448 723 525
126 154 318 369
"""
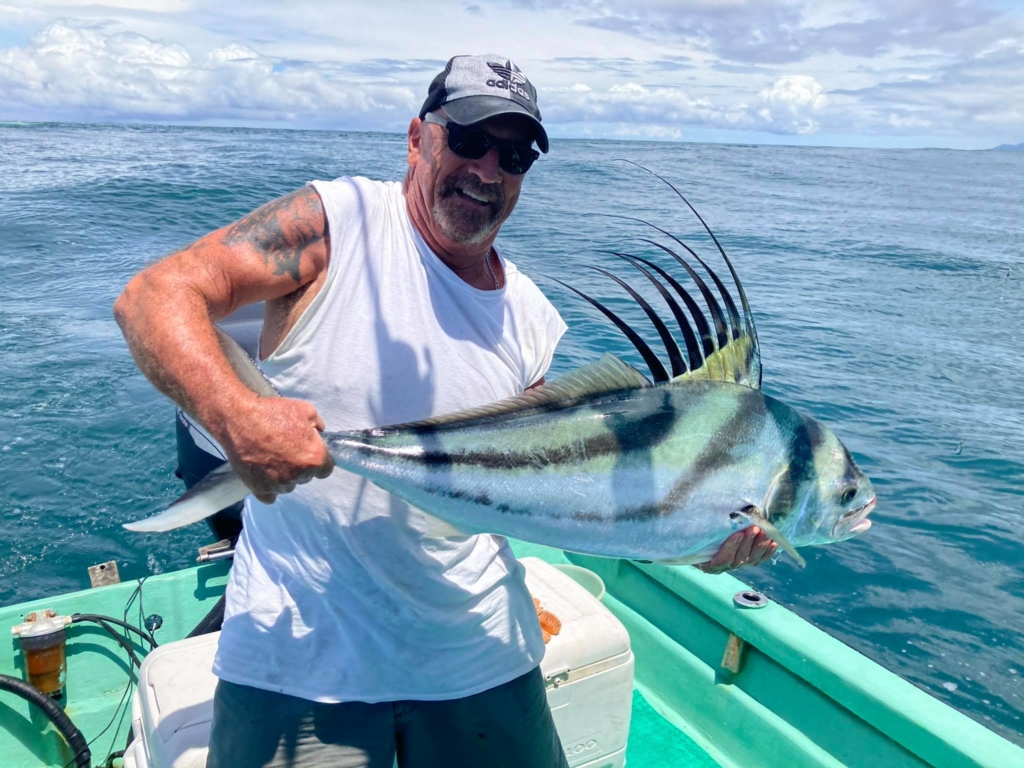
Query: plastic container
12 609 69 702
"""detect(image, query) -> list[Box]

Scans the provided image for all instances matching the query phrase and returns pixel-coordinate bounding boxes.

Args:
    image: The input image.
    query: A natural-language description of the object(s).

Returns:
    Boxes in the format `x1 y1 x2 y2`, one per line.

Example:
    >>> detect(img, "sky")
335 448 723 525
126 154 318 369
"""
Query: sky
1 0 1022 149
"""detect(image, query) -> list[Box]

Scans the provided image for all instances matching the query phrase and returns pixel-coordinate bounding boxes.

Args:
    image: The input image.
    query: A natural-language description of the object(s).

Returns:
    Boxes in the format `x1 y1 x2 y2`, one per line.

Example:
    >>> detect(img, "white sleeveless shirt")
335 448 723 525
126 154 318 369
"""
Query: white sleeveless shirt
212 177 567 703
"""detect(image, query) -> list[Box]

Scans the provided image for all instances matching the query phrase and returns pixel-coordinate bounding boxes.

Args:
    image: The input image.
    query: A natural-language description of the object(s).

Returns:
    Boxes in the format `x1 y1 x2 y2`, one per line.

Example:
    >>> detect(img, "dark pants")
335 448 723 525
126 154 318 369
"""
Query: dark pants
206 666 569 768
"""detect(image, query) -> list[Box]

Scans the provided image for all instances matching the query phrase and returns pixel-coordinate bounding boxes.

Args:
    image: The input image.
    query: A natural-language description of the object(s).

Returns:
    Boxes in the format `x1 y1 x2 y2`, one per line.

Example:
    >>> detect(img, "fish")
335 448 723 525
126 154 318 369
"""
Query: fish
125 165 876 569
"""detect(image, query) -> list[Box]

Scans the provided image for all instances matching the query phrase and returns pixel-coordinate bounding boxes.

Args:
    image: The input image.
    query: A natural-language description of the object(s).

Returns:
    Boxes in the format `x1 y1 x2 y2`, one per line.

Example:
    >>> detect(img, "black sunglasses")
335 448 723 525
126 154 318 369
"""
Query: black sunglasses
423 113 540 175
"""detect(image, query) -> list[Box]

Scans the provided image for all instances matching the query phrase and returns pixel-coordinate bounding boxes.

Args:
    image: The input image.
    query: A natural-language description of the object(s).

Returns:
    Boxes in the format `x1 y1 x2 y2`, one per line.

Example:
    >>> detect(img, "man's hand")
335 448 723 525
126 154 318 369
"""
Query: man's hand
695 526 778 575
220 396 334 504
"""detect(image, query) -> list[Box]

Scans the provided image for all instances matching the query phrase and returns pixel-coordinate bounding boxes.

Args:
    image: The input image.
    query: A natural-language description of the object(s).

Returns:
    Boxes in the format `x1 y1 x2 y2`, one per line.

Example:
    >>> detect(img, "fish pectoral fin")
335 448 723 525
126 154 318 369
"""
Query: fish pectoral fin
381 354 651 432
741 506 806 569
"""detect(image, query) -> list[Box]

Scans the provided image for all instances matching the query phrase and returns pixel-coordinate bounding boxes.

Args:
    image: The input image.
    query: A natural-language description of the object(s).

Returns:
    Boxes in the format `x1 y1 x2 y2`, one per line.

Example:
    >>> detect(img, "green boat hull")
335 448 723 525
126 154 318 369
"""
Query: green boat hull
2 546 1020 767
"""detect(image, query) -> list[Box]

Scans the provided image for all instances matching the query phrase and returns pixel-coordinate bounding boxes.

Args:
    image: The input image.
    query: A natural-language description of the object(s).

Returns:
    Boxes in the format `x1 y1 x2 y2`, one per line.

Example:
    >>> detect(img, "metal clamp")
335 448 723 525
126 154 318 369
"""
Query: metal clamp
198 539 236 563
544 667 571 689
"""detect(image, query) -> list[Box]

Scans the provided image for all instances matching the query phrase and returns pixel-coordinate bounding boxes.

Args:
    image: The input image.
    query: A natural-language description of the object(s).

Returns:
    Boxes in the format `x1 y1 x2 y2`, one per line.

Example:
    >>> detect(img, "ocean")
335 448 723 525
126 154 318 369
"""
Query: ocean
1 122 1021 744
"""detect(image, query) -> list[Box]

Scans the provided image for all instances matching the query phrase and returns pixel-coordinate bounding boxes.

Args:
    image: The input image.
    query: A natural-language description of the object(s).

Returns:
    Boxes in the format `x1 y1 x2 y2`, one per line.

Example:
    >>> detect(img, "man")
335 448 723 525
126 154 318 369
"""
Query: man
114 54 775 768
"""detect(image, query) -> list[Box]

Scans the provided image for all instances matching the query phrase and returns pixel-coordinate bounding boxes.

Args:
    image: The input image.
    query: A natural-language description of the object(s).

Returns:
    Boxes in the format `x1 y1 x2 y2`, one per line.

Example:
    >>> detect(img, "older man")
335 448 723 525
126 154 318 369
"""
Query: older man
114 54 774 768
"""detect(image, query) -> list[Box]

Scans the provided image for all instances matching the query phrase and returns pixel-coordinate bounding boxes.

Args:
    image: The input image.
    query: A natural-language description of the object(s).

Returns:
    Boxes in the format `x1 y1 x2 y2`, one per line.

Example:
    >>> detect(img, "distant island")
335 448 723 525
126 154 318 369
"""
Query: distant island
992 142 1024 151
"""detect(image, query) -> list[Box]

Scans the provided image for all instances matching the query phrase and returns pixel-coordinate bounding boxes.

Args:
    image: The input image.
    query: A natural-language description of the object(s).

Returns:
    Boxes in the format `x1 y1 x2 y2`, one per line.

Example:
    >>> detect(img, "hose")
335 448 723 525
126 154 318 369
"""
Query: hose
186 595 226 638
71 613 158 649
71 617 143 671
0 673 91 768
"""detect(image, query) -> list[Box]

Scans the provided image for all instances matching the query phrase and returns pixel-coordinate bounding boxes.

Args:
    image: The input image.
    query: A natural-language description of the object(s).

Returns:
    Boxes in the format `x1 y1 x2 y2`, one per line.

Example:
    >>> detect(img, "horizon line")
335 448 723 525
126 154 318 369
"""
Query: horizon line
0 117 1017 153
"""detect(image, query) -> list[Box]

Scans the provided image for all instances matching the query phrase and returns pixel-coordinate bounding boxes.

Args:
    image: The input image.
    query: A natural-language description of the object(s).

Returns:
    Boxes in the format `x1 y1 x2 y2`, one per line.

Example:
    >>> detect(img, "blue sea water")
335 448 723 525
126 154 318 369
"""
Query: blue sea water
1 122 1022 745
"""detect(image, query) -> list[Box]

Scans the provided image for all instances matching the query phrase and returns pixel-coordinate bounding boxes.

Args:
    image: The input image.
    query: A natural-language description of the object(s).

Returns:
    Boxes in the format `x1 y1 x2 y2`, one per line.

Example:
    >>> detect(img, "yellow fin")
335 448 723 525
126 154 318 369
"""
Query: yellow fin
670 334 759 389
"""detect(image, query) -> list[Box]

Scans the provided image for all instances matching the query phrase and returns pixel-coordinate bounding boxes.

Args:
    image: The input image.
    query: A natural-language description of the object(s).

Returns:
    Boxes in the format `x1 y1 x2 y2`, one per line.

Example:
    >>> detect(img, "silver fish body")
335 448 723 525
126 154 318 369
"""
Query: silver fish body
326 376 873 564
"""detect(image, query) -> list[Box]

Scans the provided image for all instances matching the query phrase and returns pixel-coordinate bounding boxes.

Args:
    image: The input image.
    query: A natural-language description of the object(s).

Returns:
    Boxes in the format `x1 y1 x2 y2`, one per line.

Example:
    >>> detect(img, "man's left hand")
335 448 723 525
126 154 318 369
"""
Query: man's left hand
695 526 778 574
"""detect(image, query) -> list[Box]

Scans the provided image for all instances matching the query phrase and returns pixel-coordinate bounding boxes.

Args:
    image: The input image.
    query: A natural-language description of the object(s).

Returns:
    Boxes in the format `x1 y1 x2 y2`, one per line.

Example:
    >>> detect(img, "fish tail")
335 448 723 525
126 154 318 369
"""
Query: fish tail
123 463 250 532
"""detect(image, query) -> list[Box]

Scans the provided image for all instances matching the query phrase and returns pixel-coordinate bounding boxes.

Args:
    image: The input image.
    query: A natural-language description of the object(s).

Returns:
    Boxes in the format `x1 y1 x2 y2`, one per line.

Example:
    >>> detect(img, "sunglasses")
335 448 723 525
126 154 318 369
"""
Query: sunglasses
423 112 540 175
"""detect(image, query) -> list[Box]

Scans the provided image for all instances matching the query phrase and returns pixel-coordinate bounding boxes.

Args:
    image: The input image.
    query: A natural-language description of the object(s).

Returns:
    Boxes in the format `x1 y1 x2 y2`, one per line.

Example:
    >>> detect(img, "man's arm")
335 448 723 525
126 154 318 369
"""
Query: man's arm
113 186 334 503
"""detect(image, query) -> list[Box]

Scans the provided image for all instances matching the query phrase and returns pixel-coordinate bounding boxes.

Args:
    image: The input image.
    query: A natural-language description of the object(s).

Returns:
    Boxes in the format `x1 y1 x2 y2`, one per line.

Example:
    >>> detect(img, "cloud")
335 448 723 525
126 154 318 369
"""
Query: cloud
0 18 828 137
0 20 418 127
758 74 827 134
829 41 1024 139
542 75 828 135
564 0 1001 65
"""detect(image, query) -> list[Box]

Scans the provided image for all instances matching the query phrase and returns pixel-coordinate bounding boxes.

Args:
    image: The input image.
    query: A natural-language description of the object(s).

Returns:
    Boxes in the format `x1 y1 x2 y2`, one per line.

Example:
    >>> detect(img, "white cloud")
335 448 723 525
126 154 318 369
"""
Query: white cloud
543 75 828 135
0 21 832 137
0 21 417 127
758 74 827 133
887 113 932 129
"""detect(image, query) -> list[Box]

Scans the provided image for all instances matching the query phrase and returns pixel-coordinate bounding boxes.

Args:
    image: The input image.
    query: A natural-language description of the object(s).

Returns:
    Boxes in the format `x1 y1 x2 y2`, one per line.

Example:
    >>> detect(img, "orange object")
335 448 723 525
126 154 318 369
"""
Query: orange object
12 609 69 701
533 597 562 644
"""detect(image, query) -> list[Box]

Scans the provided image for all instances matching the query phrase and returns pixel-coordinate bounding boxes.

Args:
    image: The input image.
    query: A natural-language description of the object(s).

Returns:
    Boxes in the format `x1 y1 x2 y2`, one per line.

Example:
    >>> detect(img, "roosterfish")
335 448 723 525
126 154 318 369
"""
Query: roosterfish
125 166 876 568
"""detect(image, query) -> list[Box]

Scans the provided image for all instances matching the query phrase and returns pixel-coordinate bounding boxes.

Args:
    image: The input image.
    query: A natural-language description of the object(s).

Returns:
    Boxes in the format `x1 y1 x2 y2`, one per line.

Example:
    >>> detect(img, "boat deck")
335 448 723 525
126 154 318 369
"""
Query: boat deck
628 688 718 767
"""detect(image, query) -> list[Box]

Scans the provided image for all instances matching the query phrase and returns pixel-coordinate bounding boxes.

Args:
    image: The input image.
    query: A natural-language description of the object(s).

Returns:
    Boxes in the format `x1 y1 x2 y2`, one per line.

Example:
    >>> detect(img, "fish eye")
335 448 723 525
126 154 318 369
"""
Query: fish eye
840 487 857 505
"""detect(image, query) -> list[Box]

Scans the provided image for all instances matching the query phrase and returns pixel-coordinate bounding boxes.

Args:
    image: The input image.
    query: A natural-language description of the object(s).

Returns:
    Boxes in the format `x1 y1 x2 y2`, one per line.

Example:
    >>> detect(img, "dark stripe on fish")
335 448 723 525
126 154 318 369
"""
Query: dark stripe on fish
766 408 823 522
613 399 753 521
416 391 681 471
427 486 493 506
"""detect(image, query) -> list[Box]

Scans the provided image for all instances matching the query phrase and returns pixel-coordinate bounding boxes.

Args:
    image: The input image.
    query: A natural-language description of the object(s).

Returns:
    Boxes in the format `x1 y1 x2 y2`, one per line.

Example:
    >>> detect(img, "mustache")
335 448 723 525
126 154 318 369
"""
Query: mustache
440 172 503 209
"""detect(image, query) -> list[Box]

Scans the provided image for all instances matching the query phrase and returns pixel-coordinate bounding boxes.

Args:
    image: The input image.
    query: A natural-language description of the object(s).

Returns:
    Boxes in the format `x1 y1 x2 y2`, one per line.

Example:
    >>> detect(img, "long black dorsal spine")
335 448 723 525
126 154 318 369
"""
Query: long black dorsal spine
587 266 687 377
609 253 704 372
559 163 762 387
619 160 760 352
549 277 670 383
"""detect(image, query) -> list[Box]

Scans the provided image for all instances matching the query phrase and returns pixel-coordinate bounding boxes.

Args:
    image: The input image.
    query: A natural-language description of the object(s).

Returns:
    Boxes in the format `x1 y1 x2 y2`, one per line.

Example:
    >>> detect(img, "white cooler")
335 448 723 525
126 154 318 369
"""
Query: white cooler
125 557 634 768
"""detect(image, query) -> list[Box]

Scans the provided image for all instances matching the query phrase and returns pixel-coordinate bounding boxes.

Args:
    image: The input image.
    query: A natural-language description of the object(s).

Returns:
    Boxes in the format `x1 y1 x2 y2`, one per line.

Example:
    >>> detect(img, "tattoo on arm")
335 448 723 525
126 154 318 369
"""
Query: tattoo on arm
220 187 324 284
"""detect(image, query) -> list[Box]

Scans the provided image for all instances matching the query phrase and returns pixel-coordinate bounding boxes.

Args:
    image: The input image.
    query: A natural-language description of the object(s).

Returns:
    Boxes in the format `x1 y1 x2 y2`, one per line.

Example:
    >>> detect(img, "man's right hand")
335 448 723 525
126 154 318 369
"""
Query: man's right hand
219 396 335 504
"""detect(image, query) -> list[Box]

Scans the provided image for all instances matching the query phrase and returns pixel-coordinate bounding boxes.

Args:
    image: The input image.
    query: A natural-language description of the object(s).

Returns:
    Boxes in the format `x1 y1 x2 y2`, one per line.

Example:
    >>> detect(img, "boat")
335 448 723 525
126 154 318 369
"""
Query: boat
2 535 1021 767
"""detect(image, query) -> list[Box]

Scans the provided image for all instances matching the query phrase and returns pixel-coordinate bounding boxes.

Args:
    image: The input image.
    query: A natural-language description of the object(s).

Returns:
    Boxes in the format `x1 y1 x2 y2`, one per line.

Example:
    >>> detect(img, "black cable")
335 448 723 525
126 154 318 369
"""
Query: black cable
71 613 157 650
61 675 133 768
0 674 91 768
72 616 144 671
137 578 150 644
86 581 152 767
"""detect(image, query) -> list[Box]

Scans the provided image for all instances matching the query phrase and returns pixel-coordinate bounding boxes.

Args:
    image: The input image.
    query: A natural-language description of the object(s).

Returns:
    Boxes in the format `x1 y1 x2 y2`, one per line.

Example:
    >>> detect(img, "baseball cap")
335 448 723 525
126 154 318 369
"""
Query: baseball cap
420 54 549 154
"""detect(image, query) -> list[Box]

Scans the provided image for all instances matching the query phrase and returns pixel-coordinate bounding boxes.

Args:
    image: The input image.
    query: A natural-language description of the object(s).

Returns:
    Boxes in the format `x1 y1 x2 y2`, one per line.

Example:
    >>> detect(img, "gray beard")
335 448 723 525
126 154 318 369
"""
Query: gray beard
432 174 503 245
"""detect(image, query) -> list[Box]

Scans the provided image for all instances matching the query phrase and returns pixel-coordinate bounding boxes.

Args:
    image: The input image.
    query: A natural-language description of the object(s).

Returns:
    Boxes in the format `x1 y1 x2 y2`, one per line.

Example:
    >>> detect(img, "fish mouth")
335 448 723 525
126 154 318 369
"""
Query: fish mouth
832 496 876 540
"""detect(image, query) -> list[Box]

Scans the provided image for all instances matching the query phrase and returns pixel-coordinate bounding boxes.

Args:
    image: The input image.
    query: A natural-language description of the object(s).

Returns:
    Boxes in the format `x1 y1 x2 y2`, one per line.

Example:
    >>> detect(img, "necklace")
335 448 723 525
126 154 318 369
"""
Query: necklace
484 251 499 290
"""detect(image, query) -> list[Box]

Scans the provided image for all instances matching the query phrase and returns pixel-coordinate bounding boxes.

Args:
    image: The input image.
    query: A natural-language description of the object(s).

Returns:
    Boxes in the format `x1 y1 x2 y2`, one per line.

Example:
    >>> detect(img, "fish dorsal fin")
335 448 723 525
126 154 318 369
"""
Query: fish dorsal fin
377 354 650 433
669 333 759 388
564 166 762 390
